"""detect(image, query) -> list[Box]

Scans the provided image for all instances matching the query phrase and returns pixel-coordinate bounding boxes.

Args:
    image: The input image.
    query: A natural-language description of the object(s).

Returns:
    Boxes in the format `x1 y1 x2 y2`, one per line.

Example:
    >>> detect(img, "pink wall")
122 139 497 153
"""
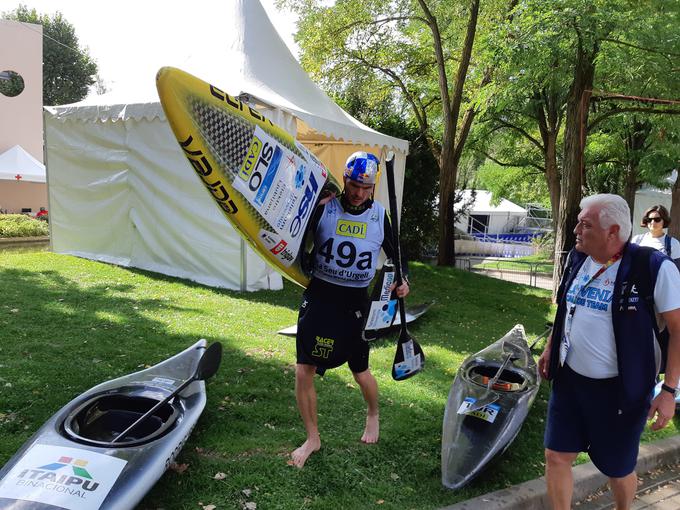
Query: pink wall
0 20 43 162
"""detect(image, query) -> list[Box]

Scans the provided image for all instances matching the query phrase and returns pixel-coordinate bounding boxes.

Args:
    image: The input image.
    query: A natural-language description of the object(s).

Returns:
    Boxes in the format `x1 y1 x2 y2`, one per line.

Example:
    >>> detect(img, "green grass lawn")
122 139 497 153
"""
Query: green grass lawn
473 254 554 274
0 252 675 509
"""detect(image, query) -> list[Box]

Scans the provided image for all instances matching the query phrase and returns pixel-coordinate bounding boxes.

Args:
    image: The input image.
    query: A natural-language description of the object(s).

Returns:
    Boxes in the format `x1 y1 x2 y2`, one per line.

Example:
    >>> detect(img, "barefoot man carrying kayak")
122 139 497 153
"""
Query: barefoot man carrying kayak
291 152 410 468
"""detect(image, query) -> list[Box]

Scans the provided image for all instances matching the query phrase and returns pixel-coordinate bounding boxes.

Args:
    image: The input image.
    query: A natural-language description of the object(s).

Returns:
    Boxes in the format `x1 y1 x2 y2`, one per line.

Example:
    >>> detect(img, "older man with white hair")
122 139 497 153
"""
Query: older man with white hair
538 193 680 510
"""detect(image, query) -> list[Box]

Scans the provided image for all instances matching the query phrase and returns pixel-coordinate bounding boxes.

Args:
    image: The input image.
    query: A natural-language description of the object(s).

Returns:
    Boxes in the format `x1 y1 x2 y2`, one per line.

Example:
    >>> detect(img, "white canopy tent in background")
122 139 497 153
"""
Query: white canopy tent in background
45 0 408 292
0 144 45 182
454 190 528 235
0 144 47 213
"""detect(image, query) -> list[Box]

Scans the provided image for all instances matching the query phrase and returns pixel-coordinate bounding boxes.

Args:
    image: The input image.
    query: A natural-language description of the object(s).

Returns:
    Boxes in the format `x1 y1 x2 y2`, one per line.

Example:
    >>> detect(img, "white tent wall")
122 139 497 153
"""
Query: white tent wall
45 113 281 291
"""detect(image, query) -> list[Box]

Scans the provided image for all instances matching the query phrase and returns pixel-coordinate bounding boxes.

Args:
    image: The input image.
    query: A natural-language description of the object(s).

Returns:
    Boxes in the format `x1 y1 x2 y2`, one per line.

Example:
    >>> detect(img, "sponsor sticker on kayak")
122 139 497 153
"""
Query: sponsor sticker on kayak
457 397 501 423
0 444 126 510
233 126 325 266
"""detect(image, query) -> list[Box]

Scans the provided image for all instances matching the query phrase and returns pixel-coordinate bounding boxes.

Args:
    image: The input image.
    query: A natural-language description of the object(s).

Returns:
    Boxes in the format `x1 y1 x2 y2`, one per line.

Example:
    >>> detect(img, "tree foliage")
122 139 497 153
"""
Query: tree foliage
2 5 98 105
283 0 512 265
0 71 25 97
334 88 439 260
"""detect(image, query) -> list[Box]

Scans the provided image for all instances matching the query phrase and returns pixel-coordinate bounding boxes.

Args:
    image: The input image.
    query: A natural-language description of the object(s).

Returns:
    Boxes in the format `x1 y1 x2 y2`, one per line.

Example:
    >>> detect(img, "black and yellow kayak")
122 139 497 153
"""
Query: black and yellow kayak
156 67 341 288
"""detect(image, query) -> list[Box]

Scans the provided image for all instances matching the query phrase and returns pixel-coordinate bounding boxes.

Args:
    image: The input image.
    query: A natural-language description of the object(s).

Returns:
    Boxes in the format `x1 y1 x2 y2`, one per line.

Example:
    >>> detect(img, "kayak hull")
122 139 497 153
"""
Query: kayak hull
0 340 209 510
441 325 540 489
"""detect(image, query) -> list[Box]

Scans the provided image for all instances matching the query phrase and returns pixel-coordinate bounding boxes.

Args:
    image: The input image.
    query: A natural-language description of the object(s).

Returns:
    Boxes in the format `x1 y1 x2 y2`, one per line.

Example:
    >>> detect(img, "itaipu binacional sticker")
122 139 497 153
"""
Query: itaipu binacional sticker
0 444 127 510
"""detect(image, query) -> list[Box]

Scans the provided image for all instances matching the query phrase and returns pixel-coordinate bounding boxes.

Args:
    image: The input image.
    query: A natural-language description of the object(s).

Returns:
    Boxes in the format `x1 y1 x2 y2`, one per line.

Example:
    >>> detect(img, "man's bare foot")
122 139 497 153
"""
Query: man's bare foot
290 438 320 468
361 413 379 444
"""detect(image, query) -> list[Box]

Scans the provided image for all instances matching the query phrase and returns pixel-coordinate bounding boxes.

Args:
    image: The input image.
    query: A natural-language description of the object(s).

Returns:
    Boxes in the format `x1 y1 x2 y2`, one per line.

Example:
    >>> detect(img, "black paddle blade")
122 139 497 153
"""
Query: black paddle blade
196 342 223 381
391 327 425 381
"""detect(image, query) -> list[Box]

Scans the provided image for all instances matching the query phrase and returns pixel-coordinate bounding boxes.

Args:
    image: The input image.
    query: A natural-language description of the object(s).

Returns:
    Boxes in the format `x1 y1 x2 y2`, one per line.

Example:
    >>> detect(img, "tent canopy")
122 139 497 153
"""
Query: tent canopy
0 144 46 183
44 0 408 292
48 0 407 155
455 190 527 214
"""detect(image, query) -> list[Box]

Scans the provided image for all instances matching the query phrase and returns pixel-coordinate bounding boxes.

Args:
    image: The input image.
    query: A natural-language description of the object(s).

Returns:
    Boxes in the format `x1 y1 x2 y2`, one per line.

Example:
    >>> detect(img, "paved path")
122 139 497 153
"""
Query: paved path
440 436 680 510
471 268 553 290
575 463 680 510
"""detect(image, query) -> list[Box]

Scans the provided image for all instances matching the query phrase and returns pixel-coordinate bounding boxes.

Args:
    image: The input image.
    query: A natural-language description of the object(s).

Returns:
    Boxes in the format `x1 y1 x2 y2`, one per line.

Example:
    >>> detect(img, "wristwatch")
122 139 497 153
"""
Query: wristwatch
660 383 679 397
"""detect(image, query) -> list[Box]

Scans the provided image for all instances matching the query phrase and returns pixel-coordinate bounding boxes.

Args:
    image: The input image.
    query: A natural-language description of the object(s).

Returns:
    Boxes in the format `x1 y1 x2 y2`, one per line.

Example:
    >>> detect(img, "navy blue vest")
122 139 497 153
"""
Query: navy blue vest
548 243 668 410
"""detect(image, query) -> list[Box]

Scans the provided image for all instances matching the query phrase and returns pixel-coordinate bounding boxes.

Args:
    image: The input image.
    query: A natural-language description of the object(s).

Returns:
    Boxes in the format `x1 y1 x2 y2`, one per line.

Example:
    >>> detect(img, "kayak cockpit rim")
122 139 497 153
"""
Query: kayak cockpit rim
62 389 180 448
463 363 532 392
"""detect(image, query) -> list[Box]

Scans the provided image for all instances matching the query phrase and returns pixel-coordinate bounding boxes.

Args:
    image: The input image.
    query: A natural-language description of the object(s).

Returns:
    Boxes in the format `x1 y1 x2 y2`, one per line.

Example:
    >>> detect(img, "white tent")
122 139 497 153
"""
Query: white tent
454 190 527 235
0 145 47 213
0 144 45 182
44 0 408 292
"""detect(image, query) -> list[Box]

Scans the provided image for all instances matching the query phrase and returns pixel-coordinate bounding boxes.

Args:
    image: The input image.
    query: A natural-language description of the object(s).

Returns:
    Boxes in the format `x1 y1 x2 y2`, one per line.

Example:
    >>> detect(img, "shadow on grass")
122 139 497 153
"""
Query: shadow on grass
0 256 556 510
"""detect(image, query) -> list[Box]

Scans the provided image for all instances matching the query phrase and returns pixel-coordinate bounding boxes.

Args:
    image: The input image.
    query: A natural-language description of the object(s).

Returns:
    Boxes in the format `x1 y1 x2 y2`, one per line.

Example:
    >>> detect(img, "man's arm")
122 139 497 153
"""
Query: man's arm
538 333 553 380
649 307 680 430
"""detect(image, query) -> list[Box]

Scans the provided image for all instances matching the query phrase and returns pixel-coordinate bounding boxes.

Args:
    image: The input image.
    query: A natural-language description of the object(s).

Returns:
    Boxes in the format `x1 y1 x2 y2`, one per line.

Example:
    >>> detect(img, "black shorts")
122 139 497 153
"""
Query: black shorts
544 363 651 478
296 278 369 376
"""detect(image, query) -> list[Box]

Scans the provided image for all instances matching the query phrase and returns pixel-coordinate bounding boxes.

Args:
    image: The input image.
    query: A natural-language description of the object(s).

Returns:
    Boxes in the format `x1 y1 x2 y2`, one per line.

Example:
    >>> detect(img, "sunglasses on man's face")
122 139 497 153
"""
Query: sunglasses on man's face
646 217 663 223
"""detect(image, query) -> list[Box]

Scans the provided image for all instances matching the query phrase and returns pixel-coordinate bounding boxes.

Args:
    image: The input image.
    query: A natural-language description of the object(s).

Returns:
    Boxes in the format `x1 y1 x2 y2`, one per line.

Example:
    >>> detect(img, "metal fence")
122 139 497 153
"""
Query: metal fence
455 256 554 290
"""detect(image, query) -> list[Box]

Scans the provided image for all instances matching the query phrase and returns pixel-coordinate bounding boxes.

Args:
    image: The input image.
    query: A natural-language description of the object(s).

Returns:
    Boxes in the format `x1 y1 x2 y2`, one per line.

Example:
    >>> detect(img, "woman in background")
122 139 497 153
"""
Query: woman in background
633 205 680 264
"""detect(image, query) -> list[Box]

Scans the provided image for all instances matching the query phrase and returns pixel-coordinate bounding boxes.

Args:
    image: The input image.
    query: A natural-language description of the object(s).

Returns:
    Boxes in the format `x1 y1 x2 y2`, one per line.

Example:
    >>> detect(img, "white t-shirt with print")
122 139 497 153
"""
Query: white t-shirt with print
633 232 680 259
563 257 680 379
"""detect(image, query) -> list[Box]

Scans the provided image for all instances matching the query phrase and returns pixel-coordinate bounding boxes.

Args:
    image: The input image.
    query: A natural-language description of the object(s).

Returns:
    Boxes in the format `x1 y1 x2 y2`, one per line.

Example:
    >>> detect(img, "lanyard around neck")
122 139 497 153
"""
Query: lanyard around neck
577 251 622 298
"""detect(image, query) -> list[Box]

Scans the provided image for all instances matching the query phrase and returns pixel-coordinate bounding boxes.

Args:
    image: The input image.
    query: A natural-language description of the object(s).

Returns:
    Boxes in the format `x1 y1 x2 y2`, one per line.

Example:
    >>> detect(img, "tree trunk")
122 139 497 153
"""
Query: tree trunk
534 88 562 232
623 163 638 220
437 142 458 265
552 42 597 297
545 133 561 228
670 175 680 239
621 119 651 220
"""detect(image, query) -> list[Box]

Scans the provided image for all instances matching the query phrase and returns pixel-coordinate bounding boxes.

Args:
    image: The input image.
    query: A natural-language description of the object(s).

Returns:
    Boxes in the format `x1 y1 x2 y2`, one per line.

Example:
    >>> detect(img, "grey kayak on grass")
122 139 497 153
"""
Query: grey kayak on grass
0 339 221 510
441 324 540 490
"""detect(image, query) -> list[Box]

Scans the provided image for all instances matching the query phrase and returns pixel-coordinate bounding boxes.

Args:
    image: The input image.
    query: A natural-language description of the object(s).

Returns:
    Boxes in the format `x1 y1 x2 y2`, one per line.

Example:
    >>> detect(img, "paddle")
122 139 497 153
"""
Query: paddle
465 328 551 413
384 152 425 381
112 342 223 443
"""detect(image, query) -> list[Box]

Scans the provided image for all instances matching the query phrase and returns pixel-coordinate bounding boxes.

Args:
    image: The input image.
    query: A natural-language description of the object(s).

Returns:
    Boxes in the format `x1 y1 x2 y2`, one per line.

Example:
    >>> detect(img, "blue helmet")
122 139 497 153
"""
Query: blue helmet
344 151 380 185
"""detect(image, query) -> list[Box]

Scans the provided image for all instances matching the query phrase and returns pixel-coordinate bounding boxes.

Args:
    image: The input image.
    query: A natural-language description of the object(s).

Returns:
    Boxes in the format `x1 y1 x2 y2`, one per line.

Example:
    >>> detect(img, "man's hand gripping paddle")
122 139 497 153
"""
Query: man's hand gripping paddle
385 153 425 380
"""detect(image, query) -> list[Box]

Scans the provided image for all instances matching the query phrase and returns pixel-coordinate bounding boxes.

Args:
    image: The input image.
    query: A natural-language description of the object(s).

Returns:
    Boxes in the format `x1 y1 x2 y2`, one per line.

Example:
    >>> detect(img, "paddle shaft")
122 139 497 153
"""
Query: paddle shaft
486 352 513 390
112 376 194 443
384 155 408 331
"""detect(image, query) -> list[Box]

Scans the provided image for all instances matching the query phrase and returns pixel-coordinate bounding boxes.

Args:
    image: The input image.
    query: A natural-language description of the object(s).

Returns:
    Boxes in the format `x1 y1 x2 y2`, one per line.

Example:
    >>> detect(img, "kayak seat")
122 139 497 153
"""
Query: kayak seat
465 365 528 392
63 391 179 447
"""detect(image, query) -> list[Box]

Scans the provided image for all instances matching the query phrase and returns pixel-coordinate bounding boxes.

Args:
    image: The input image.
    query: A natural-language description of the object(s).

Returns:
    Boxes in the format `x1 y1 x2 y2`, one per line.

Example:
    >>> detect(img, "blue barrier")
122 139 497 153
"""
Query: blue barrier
470 233 544 244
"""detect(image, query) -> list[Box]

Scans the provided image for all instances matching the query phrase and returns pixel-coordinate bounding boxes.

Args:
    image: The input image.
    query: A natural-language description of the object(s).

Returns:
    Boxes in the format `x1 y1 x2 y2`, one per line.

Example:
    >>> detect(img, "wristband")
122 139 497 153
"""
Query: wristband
661 383 678 396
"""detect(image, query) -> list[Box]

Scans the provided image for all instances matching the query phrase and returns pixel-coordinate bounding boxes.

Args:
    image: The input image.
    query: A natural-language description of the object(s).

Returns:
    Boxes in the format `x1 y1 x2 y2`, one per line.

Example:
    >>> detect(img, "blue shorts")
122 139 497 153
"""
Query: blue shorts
544 363 650 478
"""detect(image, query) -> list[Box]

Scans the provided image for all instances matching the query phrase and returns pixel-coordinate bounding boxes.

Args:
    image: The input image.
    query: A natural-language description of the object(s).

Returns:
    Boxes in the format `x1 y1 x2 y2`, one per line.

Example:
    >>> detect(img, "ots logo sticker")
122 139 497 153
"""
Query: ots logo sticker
39 456 93 479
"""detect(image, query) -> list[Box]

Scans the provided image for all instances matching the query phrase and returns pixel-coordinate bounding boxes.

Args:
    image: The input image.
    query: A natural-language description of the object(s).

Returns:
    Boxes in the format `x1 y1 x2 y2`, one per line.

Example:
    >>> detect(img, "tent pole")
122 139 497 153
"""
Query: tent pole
240 238 247 292
42 109 53 253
